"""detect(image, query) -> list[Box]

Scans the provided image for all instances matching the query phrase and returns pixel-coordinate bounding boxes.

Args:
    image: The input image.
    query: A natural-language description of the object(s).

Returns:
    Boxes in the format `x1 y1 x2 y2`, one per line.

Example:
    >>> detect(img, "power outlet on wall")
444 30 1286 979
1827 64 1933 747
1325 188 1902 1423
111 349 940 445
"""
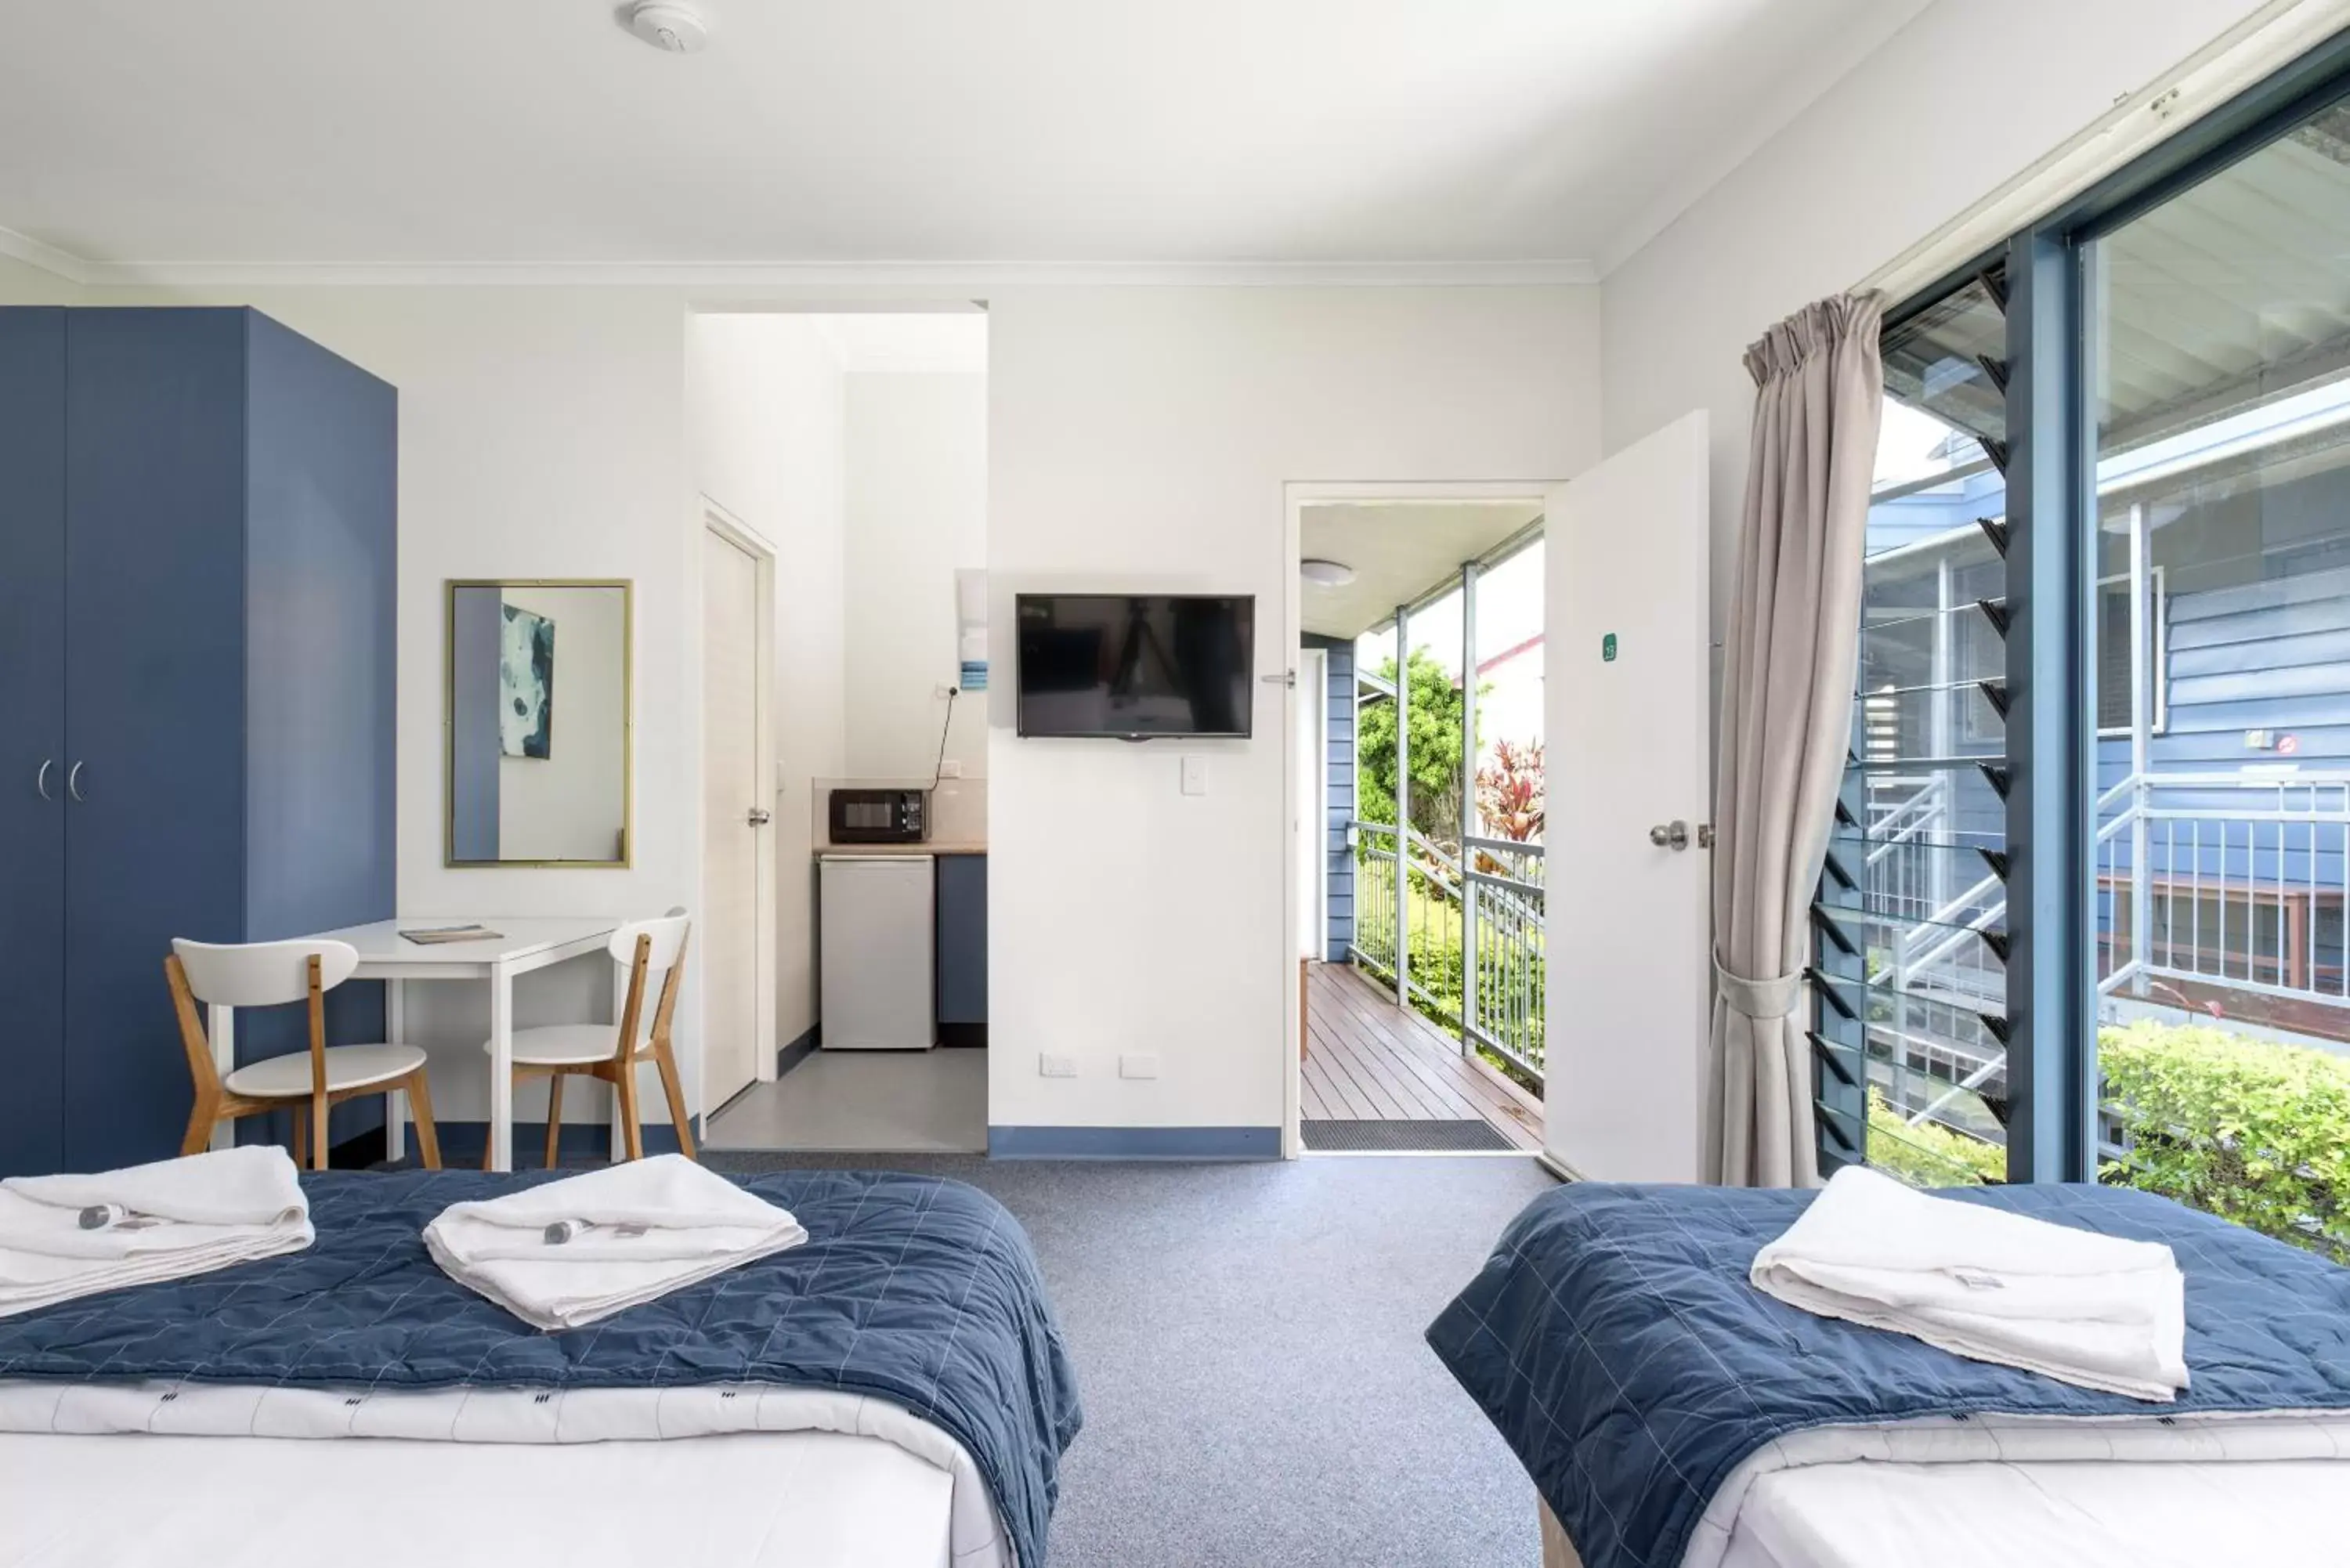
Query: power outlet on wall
938 759 964 779
1039 1053 1079 1078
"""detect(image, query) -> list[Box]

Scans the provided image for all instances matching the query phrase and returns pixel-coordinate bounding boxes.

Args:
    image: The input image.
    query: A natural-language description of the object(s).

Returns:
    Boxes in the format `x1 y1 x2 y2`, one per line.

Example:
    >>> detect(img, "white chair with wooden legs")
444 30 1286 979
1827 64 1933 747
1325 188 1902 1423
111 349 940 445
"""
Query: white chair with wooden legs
482 914 696 1168
167 938 443 1171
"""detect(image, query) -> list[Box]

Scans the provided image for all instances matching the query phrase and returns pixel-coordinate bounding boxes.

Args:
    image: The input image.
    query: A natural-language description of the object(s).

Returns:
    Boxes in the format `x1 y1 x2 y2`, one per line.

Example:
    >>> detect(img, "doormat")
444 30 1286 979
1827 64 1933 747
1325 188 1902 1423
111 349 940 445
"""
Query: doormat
1300 1118 1517 1153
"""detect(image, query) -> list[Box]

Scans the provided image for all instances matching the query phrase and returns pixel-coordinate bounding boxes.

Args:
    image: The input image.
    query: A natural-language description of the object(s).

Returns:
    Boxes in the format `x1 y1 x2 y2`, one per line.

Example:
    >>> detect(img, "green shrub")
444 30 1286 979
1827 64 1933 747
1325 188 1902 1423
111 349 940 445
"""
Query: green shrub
1866 1089 2006 1186
2099 1021 2350 1264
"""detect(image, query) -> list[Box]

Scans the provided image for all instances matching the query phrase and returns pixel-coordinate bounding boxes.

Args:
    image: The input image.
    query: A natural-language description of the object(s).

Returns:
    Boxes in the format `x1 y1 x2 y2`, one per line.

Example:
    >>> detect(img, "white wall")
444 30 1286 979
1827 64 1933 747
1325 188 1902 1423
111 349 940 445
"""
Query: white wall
687 313 849 1054
986 285 1603 1133
842 370 989 779
0 280 703 1129
1596 0 2272 1178
1601 0 2272 642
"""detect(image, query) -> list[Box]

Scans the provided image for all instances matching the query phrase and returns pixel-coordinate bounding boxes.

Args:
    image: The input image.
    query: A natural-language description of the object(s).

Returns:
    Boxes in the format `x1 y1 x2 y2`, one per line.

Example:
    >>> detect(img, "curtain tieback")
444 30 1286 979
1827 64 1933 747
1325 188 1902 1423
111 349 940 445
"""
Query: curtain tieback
1713 954 1802 1021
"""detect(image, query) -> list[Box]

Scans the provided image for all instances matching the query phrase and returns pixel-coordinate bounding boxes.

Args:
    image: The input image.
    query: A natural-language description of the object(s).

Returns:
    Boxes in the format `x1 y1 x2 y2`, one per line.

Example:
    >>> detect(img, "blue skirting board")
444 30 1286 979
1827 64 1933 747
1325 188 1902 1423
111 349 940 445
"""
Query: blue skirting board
987 1125 1280 1160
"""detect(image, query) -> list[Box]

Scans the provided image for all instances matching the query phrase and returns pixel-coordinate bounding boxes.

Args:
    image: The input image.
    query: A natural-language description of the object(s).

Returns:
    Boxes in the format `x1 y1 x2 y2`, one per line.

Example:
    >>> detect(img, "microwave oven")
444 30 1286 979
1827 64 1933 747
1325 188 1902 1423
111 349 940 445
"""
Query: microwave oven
830 787 929 845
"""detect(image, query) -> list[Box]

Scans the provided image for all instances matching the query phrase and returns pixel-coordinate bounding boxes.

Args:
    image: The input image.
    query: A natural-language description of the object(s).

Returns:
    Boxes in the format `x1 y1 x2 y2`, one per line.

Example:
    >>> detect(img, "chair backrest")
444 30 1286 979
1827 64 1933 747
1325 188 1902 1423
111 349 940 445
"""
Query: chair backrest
610 913 690 1053
171 938 360 1006
164 938 359 1100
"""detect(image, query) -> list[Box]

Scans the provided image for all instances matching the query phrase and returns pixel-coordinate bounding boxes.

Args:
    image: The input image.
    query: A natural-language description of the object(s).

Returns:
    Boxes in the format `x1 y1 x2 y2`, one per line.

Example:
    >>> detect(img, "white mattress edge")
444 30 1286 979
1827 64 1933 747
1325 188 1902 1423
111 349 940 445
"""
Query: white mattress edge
1682 1409 2350 1568
0 1378 1011 1568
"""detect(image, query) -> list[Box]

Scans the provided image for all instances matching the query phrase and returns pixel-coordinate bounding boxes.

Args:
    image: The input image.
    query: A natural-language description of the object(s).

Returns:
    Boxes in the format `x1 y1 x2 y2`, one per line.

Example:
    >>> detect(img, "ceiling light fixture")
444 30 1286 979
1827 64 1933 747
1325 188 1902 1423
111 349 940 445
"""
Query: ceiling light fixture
1300 558 1356 587
624 2 710 53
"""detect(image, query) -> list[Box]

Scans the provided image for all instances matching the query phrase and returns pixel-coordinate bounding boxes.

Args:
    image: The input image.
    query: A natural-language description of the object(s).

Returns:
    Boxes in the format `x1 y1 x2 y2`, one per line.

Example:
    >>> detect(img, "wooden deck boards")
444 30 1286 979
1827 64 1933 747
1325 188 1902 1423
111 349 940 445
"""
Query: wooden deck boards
1302 962 1544 1152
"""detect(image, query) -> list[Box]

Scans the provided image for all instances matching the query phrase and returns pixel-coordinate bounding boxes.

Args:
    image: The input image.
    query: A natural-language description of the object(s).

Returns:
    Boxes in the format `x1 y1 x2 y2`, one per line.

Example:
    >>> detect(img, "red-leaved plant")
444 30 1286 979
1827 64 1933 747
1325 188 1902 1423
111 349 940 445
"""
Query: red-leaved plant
1475 738 1545 865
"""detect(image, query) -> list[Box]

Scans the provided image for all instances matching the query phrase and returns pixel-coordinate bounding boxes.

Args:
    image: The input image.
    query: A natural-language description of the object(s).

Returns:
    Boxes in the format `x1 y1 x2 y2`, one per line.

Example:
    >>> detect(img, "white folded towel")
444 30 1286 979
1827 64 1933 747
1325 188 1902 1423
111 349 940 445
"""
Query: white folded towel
1750 1165 2189 1401
0 1146 313 1319
423 1155 808 1331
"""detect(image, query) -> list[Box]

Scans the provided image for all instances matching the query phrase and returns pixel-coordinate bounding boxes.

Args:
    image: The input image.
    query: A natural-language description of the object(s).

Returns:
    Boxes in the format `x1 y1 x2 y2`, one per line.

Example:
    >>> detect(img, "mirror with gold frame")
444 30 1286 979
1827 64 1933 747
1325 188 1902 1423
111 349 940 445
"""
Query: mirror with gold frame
445 578 632 867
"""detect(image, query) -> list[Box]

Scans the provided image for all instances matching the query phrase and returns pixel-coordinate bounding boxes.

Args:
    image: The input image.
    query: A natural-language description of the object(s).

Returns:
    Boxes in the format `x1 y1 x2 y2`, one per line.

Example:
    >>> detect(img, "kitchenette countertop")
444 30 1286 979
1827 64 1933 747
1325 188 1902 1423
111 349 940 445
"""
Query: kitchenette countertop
815 840 988 857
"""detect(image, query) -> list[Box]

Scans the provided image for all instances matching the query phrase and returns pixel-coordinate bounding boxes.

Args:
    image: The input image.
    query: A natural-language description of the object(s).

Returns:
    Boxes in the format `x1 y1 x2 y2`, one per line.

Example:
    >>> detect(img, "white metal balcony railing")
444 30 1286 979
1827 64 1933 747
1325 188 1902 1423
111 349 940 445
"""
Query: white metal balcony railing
1347 820 1546 1086
2097 770 2350 1008
1863 769 2350 1151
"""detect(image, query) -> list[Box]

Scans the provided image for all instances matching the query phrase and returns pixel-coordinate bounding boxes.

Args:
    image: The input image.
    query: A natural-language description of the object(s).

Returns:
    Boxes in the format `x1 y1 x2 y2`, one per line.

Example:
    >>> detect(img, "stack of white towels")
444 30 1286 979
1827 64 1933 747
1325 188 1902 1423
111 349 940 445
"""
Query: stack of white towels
0 1146 314 1319
1751 1165 2189 1400
2 1147 807 1335
424 1154 808 1330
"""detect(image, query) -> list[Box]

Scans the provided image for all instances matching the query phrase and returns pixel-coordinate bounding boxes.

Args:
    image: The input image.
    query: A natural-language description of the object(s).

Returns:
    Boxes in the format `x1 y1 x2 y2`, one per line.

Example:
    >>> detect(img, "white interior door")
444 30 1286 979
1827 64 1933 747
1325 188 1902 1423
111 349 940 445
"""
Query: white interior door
1295 647 1328 959
1544 411 1712 1183
701 526 764 1110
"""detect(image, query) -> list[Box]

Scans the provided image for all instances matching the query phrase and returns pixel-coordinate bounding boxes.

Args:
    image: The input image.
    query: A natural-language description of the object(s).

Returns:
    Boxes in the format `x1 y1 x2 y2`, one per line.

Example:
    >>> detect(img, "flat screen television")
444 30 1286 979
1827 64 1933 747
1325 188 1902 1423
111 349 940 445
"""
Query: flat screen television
1015 594 1255 739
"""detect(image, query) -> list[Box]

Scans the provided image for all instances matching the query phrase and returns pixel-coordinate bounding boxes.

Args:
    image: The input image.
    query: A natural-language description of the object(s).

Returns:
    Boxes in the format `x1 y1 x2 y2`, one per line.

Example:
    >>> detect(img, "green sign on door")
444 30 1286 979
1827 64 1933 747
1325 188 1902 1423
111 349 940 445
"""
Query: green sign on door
1602 632 1618 663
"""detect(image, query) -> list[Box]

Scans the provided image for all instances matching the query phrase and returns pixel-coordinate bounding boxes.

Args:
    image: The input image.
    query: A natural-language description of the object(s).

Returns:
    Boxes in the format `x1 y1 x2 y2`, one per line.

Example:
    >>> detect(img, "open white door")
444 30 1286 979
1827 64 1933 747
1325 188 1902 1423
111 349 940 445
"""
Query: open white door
1544 411 1712 1182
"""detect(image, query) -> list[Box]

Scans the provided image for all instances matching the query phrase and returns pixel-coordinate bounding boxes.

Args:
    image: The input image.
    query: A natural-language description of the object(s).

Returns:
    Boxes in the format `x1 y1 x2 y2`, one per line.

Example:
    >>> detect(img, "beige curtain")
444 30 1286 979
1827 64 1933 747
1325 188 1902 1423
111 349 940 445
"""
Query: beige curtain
1708 293 1885 1187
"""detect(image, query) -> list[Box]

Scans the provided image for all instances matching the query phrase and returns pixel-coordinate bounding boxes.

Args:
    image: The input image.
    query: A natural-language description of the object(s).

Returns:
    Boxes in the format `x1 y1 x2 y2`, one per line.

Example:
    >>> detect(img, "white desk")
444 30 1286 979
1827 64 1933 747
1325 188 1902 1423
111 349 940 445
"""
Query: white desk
208 917 622 1172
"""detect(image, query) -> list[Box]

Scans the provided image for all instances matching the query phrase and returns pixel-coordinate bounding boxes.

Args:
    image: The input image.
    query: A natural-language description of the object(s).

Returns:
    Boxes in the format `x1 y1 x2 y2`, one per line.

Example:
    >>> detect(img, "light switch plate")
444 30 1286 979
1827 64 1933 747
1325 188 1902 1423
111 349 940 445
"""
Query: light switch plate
1180 755 1207 796
938 759 964 779
1119 1053 1161 1080
1039 1053 1078 1078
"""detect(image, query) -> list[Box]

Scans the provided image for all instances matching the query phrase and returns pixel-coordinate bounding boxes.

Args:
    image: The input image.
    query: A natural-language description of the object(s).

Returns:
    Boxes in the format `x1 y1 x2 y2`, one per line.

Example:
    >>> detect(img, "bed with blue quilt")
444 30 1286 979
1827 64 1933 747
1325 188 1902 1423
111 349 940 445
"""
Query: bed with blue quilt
1429 1180 2350 1568
0 1167 1083 1568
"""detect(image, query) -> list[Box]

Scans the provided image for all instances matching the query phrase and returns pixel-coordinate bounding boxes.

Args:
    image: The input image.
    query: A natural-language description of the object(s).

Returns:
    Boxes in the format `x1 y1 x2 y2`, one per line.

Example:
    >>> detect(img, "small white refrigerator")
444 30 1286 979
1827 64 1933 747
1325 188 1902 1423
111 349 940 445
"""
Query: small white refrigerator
819 854 937 1050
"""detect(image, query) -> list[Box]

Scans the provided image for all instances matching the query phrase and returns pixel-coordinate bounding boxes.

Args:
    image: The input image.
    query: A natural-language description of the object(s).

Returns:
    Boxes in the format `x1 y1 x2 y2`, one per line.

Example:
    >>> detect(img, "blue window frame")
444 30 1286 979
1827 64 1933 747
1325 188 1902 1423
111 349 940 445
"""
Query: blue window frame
1821 29 2350 1194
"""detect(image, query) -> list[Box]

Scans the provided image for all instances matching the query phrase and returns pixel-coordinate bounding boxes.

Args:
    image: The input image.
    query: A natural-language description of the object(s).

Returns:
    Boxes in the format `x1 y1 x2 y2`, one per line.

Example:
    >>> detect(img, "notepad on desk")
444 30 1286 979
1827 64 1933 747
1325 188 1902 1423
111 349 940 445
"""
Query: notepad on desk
397 924 503 945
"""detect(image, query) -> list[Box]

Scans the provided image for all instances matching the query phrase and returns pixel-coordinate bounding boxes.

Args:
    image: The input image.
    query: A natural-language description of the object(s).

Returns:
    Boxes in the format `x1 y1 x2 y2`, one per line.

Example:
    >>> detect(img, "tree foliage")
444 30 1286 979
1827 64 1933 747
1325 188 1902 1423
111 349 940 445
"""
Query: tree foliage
1358 648 1480 849
1867 1021 2350 1264
2099 1020 2350 1263
1865 1089 2008 1186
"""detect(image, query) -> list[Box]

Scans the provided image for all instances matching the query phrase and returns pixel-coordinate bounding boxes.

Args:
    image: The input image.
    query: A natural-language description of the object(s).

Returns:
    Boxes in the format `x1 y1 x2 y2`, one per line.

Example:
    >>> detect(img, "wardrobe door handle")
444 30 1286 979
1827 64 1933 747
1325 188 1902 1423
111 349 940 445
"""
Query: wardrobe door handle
37 760 53 800
67 761 85 802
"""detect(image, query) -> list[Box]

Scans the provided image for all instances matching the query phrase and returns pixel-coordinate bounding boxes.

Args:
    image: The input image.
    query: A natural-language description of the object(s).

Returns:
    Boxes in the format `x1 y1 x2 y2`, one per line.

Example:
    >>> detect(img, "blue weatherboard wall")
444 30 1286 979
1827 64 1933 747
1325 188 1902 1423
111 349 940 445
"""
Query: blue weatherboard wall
1304 634 1355 961
1864 446 2350 973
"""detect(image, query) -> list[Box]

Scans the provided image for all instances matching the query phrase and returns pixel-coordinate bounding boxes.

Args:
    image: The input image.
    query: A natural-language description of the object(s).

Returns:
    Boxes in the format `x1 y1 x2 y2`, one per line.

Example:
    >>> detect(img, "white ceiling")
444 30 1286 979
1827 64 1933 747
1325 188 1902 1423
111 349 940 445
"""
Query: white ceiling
1300 500 1542 640
0 0 1927 279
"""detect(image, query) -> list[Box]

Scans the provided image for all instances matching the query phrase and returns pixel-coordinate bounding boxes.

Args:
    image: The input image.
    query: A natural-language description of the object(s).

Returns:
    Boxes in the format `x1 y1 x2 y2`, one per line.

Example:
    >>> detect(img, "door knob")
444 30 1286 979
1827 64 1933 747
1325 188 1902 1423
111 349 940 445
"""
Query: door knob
746 807 772 827
1649 819 1690 851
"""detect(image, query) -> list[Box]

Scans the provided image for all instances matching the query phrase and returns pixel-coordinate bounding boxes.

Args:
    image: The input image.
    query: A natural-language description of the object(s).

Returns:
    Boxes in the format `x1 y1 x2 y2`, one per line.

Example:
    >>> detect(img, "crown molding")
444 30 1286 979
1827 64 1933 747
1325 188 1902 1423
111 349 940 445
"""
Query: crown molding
0 225 92 284
20 253 1597 291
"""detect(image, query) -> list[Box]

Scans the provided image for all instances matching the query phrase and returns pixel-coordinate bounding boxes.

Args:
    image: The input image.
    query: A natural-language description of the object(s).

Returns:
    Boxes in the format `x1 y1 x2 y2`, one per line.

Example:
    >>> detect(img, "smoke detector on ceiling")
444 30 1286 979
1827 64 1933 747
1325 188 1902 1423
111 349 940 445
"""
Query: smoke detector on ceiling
624 2 710 53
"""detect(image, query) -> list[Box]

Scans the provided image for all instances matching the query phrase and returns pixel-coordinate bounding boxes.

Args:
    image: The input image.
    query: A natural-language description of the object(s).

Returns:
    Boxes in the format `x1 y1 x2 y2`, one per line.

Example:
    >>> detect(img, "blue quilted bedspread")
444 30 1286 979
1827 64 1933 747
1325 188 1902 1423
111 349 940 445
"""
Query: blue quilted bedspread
0 1168 1083 1568
1428 1181 2350 1568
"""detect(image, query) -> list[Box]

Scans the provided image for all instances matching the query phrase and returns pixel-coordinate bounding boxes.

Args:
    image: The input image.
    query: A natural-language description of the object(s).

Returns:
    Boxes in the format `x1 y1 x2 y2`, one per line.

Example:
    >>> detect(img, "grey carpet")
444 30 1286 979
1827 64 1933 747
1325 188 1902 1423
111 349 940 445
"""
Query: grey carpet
1298 1118 1517 1153
705 1151 1557 1568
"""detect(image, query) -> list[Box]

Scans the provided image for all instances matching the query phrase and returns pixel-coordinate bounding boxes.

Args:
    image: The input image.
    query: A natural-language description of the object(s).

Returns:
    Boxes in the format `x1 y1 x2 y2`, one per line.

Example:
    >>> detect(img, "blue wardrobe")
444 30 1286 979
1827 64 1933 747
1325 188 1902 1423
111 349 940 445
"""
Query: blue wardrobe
0 307 397 1176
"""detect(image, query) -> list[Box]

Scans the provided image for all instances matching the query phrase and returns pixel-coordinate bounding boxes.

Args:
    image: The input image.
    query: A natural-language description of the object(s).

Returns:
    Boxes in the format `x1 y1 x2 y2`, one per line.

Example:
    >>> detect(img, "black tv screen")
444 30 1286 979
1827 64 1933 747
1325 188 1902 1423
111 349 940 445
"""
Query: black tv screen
1015 594 1255 739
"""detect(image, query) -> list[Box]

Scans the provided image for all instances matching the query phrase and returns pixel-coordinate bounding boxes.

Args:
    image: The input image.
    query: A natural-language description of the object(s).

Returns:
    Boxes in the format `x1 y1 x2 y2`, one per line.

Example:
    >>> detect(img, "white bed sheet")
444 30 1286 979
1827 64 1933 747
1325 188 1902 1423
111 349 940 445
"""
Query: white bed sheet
1695 1412 2350 1568
1721 1458 2350 1568
0 1428 953 1568
0 1380 1007 1568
